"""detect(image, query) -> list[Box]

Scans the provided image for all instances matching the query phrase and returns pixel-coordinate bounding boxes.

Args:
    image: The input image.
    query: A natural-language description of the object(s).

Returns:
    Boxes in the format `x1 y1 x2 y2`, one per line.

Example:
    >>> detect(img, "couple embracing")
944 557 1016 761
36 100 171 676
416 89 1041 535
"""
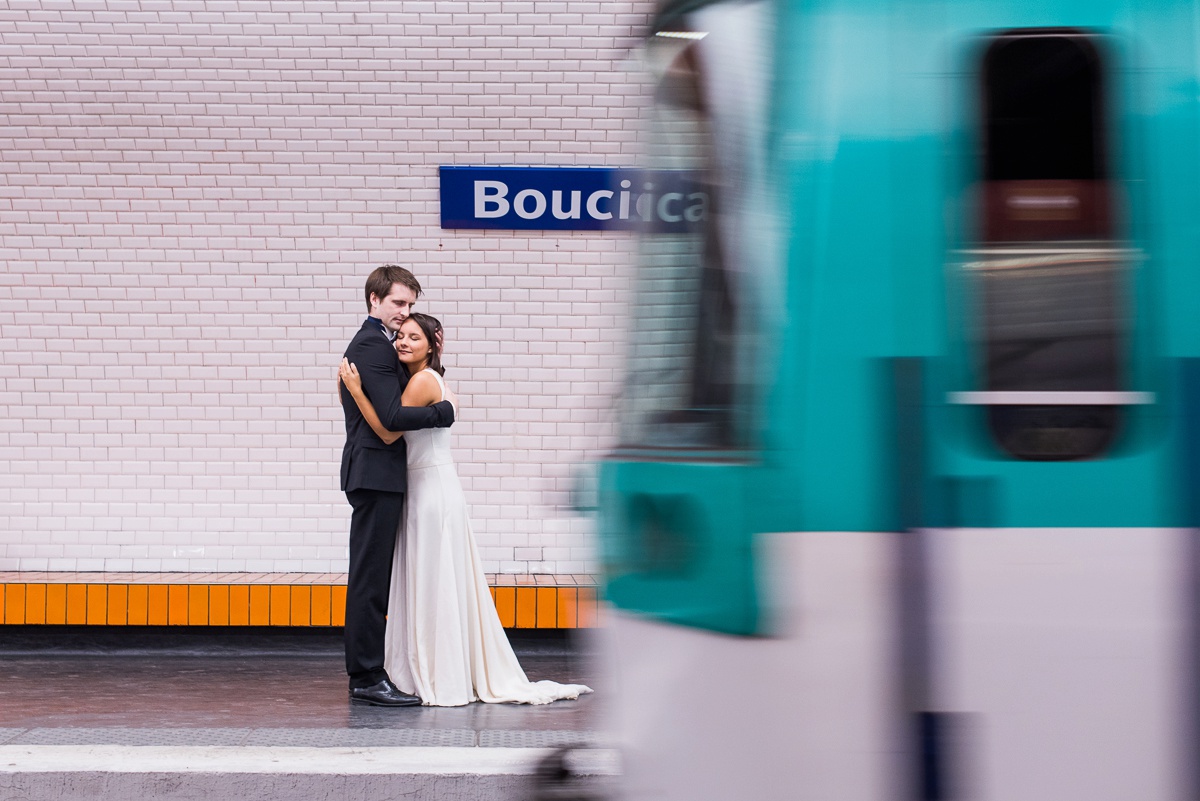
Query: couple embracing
338 264 591 707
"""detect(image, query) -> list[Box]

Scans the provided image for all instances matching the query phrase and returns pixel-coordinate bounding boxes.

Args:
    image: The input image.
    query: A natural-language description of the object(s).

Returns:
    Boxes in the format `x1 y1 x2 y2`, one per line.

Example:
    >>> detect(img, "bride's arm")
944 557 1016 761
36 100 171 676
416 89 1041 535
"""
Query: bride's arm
339 359 403 445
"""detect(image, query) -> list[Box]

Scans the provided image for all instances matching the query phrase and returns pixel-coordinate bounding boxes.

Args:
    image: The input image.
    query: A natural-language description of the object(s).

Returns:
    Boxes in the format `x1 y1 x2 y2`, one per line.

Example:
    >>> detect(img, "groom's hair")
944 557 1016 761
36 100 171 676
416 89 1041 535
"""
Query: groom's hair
364 264 422 310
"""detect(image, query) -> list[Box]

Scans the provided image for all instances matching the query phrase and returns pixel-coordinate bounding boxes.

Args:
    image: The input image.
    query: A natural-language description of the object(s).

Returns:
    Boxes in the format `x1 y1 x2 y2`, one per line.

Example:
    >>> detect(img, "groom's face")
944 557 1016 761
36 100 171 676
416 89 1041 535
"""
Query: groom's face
370 284 418 333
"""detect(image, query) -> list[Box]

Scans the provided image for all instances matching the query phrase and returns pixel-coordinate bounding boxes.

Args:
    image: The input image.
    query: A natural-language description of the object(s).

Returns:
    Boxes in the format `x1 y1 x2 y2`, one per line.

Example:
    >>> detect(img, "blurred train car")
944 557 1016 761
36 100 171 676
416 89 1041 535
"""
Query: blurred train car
597 0 1200 799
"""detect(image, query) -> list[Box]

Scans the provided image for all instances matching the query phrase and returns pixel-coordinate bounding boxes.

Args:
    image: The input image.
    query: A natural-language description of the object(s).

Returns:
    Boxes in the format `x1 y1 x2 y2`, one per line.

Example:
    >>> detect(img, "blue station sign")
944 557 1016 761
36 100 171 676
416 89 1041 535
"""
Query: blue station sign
439 166 708 233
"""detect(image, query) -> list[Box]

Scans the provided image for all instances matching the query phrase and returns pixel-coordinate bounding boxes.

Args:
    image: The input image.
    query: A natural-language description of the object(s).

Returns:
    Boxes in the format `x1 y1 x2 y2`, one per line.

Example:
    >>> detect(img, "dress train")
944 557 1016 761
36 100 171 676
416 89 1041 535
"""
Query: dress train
382 370 592 706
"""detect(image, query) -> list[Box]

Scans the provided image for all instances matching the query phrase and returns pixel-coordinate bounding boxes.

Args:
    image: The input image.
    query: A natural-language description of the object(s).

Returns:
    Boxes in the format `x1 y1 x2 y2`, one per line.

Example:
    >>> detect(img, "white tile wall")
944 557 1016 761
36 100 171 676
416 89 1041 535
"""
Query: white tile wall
0 0 654 574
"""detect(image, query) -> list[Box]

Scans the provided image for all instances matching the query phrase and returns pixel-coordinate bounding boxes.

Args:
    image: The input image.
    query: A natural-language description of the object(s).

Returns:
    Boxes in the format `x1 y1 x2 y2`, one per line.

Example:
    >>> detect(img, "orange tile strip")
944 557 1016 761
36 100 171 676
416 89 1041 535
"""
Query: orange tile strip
0 574 600 628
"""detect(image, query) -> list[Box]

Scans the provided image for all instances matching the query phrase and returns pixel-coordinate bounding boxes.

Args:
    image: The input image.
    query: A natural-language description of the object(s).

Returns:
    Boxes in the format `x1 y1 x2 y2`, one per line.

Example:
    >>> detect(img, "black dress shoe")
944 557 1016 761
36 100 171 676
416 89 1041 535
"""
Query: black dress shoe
349 678 422 707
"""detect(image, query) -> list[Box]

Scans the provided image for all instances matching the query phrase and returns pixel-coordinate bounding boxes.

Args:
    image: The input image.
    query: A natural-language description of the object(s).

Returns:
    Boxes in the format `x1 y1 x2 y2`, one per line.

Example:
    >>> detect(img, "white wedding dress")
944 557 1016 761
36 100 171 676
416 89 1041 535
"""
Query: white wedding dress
382 369 593 706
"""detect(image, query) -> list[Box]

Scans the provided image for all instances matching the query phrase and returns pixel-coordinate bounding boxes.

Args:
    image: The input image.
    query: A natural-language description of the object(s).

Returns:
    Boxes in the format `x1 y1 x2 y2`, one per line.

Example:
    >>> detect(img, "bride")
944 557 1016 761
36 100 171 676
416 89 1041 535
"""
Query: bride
338 312 592 706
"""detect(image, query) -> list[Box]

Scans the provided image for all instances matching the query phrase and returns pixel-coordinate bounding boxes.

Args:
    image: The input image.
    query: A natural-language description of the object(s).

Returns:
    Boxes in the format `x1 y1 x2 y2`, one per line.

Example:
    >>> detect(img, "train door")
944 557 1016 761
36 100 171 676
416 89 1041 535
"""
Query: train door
908 16 1200 801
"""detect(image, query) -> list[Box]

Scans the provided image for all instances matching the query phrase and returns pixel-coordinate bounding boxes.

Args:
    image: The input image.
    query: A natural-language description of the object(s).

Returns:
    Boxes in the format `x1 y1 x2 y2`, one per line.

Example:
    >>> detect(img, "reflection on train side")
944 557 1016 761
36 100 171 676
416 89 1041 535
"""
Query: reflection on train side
964 244 1135 459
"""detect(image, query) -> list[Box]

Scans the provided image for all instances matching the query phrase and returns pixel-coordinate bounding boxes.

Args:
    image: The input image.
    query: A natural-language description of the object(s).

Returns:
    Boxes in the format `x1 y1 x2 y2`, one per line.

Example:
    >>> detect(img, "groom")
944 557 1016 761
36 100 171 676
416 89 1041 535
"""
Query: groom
340 264 455 706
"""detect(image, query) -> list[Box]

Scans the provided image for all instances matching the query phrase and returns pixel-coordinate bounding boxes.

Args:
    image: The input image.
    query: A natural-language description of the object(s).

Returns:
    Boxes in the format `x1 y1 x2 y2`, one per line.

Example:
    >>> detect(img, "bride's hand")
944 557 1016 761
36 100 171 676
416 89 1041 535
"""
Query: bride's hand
339 358 363 393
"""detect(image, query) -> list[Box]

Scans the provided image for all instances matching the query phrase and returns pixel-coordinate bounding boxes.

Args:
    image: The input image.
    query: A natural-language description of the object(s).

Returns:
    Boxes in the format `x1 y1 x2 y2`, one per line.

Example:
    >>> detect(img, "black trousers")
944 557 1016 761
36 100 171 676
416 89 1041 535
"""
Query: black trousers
344 487 405 689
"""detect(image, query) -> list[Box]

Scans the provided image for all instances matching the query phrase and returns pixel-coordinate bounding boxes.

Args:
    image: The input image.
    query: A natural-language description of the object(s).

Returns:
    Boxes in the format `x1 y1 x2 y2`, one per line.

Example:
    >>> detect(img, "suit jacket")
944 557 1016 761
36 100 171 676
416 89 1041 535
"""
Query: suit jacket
340 318 455 493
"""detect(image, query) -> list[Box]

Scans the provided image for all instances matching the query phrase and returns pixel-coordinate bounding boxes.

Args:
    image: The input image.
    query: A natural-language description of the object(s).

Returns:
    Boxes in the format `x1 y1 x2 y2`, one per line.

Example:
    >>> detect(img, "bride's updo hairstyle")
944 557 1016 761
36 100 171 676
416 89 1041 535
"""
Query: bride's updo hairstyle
405 312 446 376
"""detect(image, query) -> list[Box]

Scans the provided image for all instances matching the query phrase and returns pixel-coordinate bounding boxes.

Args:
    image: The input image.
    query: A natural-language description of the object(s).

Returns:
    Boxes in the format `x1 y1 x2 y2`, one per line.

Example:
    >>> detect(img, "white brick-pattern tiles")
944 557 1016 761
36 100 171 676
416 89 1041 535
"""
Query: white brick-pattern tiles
0 1 654 574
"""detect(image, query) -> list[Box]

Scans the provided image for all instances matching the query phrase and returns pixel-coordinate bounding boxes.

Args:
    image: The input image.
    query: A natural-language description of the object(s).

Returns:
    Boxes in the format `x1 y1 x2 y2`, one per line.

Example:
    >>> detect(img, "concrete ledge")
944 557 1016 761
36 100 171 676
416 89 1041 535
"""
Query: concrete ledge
0 745 618 801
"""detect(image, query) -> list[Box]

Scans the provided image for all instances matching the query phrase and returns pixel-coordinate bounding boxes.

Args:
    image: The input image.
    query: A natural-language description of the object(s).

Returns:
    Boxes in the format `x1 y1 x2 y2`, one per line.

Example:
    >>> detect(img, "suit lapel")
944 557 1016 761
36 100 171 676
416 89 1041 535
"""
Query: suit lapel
355 319 408 391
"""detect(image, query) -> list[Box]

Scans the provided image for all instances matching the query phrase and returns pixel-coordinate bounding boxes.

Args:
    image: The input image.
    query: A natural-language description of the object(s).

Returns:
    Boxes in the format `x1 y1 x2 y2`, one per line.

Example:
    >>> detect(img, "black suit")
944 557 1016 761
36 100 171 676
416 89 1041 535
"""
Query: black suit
341 317 454 688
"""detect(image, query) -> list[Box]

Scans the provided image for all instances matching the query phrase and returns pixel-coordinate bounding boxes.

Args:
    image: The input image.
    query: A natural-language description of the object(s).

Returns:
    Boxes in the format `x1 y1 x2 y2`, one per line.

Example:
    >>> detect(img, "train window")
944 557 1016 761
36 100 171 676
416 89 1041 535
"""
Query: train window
969 30 1129 461
616 5 771 452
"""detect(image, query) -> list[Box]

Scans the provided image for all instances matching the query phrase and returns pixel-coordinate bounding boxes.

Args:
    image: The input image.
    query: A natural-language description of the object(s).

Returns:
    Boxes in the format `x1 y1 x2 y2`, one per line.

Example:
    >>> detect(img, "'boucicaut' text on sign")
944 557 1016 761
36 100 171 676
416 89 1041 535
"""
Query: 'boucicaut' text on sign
439 166 708 232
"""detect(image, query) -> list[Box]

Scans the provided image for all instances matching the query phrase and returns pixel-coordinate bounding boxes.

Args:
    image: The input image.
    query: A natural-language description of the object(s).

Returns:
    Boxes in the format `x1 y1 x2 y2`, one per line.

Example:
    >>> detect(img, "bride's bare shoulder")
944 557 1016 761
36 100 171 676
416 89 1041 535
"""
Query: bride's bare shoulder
408 369 439 388
403 369 442 406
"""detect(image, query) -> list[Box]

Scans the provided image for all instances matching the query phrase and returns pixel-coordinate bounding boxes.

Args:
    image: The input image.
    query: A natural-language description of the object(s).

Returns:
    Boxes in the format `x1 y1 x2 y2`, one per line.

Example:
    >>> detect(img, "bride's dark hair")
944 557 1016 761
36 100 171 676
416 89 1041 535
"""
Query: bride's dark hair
404 312 445 376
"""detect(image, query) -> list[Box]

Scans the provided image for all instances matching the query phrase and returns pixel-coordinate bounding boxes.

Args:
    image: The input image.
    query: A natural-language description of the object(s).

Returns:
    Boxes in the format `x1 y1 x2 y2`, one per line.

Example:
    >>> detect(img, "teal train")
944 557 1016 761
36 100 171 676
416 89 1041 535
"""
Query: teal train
596 0 1200 798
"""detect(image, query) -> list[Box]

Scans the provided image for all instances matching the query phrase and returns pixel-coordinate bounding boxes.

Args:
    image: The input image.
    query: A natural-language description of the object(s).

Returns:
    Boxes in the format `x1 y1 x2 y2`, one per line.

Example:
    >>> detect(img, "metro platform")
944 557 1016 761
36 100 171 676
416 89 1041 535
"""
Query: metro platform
0 623 613 799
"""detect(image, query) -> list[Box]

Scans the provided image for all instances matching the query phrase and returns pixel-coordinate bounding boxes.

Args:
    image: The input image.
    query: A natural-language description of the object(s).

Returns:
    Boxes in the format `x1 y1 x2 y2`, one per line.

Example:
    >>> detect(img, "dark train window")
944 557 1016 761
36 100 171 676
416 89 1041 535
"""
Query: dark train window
617 11 772 453
971 30 1128 461
619 35 735 450
984 34 1106 184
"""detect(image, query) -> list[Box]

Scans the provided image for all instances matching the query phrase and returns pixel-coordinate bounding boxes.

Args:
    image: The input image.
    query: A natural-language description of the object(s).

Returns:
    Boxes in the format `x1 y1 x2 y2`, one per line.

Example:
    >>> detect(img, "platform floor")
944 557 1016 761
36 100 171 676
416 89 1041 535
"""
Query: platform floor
0 627 610 800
